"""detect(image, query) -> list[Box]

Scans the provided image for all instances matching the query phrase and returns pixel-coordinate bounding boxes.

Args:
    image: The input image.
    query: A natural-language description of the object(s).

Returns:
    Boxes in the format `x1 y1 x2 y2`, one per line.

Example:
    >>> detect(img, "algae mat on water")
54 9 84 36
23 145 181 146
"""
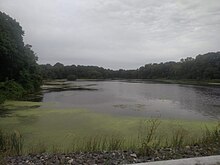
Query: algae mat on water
0 101 218 152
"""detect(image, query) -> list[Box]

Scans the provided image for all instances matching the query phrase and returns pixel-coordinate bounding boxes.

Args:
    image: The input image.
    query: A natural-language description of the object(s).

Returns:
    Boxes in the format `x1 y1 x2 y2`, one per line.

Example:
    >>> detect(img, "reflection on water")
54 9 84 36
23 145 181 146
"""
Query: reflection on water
41 80 220 121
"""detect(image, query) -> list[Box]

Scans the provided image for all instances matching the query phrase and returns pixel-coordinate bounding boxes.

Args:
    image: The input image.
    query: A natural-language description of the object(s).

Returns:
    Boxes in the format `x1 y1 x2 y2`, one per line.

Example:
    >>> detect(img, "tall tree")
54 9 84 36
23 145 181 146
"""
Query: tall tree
0 11 41 92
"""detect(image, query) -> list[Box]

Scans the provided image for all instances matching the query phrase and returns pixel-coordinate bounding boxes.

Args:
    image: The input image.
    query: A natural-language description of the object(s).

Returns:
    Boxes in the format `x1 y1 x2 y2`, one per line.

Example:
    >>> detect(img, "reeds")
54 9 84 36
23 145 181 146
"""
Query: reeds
0 129 23 156
70 134 124 152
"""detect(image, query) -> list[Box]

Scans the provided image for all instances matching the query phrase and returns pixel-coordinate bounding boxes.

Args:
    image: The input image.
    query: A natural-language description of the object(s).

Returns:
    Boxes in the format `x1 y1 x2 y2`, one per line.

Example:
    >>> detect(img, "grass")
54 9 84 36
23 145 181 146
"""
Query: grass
70 135 125 152
0 129 23 156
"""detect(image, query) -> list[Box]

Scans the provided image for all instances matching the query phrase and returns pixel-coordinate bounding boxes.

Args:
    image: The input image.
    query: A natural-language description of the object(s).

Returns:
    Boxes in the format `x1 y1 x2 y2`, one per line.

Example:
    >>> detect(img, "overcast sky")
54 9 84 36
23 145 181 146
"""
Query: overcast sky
1 0 220 69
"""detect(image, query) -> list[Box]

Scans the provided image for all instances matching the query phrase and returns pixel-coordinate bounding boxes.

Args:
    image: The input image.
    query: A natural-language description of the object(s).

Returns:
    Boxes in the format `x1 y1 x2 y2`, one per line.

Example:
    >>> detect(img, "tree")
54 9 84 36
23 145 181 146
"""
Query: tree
39 52 220 81
0 11 42 103
67 75 77 81
0 11 24 81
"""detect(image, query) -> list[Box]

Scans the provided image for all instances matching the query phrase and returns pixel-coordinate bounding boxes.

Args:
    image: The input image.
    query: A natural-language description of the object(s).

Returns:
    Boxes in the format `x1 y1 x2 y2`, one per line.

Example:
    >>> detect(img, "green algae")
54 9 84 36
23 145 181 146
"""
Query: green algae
3 101 43 110
0 101 218 152
42 80 97 92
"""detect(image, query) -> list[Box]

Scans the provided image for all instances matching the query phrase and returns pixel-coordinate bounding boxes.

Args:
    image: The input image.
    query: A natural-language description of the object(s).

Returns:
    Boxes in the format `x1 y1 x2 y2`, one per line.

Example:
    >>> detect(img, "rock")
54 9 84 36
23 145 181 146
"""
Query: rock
164 148 172 152
185 146 190 150
68 159 74 164
6 146 220 165
130 153 137 158
195 152 200 156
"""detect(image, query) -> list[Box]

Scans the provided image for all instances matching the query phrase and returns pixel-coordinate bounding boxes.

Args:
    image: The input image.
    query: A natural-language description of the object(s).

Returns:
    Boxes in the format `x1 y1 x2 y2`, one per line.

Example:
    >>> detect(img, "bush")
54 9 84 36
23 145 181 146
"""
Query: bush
18 70 42 93
0 83 6 104
67 75 77 81
0 96 5 105
0 80 25 100
0 93 6 104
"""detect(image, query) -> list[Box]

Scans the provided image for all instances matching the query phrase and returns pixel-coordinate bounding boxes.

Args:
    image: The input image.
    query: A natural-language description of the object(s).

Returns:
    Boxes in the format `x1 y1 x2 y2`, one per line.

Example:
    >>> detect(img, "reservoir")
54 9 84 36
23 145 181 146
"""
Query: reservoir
42 80 220 121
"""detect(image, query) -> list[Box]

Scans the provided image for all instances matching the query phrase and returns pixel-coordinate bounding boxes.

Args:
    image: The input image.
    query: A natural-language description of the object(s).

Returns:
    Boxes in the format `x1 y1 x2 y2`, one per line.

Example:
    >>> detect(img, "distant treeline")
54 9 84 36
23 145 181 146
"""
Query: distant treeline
40 52 220 80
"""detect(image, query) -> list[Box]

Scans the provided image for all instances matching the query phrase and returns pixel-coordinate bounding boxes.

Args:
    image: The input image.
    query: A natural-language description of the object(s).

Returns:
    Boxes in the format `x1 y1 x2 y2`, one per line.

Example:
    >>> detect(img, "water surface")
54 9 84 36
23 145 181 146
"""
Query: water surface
42 80 220 121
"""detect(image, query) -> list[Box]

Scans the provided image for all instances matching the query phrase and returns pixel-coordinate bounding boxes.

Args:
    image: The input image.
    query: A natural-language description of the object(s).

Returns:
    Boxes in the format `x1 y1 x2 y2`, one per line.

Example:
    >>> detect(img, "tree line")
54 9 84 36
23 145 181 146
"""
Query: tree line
40 52 220 80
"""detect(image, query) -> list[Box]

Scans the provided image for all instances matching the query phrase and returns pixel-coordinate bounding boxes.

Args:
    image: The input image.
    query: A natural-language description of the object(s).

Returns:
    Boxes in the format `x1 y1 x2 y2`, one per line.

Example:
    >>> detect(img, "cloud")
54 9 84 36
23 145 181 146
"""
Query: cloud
1 0 220 69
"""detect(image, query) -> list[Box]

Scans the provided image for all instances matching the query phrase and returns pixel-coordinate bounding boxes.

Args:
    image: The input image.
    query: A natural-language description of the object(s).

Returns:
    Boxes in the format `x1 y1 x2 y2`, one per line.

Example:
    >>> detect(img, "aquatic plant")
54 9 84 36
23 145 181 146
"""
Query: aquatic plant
0 129 23 156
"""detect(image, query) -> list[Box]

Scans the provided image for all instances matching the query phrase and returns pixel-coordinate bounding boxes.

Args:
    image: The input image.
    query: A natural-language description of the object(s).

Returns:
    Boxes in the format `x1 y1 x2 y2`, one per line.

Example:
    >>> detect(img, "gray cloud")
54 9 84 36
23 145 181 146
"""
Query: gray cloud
1 0 220 69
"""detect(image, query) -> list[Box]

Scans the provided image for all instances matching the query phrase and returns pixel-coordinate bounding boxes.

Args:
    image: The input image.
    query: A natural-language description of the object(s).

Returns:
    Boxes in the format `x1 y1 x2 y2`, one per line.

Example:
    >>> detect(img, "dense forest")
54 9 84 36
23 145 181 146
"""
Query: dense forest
40 52 220 80
0 12 41 103
0 11 220 104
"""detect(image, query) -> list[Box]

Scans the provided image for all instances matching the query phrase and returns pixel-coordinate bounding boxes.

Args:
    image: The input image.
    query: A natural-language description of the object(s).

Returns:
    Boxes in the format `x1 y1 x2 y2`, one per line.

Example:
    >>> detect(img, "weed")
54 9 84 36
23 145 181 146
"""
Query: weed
10 131 23 155
138 118 161 156
108 135 124 151
200 123 220 146
27 141 47 154
0 129 23 156
171 127 188 148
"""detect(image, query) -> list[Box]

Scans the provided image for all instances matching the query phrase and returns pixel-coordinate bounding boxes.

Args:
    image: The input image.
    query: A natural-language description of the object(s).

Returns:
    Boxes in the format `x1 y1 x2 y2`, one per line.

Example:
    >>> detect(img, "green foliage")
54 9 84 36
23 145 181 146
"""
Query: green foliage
138 52 220 80
171 127 188 148
0 91 6 104
108 135 124 150
0 83 6 105
39 52 220 80
71 135 124 152
10 131 23 155
0 11 42 97
201 123 220 145
138 119 161 156
0 80 24 101
0 129 23 156
0 12 24 82
67 74 77 81
27 141 47 154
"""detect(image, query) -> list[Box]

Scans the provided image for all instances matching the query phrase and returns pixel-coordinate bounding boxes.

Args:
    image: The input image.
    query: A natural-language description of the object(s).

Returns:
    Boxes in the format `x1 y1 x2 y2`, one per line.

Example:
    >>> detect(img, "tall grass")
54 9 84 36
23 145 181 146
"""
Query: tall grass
0 129 23 156
27 141 47 154
70 134 124 152
200 123 220 146
137 119 161 155
171 127 188 148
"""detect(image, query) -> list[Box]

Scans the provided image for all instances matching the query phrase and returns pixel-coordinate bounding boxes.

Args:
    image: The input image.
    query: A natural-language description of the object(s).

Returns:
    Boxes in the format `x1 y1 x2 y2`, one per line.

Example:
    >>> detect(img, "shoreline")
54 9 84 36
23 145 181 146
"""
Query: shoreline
5 144 220 165
47 78 220 86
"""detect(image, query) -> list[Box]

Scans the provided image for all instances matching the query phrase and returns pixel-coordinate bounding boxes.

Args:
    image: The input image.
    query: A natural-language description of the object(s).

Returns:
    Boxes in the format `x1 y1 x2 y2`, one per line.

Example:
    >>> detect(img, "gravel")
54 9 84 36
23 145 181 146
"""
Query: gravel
5 145 220 165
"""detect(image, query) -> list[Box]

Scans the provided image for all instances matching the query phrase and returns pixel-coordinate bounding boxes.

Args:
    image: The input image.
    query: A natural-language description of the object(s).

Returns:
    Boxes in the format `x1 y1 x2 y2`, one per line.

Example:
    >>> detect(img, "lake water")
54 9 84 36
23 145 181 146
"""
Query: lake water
42 80 220 121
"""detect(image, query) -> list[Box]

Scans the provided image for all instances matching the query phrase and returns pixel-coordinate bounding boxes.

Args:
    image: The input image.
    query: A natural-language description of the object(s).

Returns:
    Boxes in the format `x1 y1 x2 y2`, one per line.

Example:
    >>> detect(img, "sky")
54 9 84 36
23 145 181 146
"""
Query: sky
1 0 220 69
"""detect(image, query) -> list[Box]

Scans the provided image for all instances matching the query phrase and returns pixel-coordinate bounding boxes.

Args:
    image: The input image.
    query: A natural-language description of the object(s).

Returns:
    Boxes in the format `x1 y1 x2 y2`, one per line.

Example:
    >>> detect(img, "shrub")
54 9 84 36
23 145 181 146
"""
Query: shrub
0 80 25 100
0 93 6 104
67 75 77 81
